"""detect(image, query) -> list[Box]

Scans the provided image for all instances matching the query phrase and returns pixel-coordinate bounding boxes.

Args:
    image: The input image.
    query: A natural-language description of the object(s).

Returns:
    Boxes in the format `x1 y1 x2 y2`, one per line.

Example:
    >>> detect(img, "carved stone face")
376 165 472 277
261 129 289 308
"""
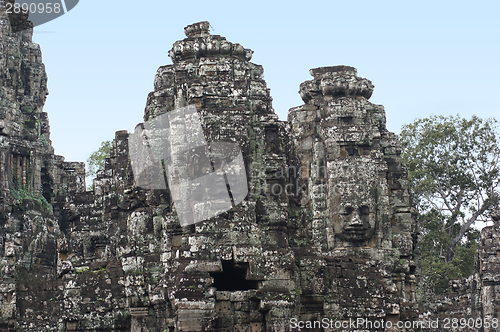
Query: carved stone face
328 161 380 246
335 202 375 241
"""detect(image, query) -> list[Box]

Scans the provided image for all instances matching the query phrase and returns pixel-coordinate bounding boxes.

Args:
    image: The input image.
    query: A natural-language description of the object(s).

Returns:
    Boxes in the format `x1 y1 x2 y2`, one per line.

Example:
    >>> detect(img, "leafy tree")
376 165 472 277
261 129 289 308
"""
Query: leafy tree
400 115 500 293
86 140 112 177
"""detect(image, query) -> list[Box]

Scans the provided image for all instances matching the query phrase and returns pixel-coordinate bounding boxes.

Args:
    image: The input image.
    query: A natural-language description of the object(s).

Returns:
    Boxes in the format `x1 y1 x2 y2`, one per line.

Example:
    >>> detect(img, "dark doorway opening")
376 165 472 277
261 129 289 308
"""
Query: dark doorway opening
210 260 259 291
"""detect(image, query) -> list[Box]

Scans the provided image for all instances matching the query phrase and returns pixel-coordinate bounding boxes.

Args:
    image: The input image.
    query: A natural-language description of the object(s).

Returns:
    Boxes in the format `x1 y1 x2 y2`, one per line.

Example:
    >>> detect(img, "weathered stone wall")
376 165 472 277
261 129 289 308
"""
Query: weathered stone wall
0 2 85 330
0 12 499 332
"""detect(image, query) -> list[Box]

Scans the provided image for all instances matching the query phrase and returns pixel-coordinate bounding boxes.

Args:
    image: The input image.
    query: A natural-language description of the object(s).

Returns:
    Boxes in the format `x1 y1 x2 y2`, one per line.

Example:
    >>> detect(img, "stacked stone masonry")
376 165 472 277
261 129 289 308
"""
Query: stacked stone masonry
0 10 498 332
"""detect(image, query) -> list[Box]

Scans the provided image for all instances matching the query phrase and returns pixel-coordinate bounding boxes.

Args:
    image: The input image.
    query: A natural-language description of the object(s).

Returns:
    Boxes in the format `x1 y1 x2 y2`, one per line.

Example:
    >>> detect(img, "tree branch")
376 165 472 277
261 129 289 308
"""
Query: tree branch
451 202 490 248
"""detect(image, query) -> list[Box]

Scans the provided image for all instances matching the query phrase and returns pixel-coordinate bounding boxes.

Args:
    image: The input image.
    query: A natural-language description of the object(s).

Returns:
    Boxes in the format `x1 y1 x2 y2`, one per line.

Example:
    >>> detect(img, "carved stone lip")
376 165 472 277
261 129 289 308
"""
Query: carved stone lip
343 227 370 234
342 226 373 239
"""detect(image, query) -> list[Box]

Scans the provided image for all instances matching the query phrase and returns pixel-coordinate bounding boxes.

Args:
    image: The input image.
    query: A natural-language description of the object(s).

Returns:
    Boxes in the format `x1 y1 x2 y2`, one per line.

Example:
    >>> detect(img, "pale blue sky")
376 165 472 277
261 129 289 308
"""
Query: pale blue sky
32 0 500 166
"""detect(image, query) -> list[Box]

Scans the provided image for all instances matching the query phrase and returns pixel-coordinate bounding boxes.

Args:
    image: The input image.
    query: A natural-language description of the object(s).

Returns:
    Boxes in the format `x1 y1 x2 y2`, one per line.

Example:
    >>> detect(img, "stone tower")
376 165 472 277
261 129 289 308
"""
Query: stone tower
288 65 417 327
142 20 298 331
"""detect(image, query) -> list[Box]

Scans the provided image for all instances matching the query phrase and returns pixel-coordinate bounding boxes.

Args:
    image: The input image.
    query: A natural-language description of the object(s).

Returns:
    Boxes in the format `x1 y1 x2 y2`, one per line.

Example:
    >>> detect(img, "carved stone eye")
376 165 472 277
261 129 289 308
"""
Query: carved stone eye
342 206 354 215
359 205 370 215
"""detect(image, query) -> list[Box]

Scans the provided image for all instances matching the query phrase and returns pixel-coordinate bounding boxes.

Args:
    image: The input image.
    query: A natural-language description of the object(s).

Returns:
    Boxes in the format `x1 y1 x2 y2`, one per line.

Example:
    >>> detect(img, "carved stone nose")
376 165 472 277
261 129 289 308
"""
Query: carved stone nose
348 212 363 226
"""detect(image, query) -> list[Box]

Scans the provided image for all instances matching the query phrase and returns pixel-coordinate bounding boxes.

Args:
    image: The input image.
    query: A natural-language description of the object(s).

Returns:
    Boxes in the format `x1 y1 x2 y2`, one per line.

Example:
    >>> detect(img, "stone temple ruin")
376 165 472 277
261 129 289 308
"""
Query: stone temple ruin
1 4 499 331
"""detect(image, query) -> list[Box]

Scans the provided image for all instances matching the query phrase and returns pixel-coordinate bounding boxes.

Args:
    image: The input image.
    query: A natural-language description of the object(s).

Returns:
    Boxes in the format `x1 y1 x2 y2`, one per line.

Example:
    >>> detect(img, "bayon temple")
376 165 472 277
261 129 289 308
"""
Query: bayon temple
0 4 499 331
